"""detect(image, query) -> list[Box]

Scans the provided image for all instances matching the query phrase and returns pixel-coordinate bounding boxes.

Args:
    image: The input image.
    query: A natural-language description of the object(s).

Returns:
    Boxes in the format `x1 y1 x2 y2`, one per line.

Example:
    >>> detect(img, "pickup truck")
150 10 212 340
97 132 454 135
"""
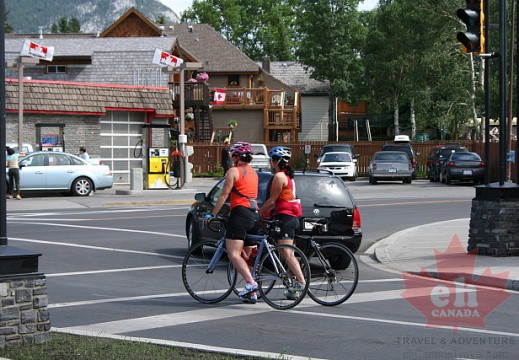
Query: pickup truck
249 143 270 171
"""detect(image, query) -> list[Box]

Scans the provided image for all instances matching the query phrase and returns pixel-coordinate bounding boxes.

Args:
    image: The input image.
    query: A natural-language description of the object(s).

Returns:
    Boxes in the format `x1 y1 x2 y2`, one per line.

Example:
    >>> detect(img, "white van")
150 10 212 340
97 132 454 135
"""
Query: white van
6 143 34 155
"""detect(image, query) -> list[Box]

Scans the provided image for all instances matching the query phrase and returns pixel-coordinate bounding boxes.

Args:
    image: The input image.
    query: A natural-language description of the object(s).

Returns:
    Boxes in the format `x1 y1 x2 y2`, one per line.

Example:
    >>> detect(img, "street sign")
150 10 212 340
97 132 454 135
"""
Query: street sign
304 145 312 154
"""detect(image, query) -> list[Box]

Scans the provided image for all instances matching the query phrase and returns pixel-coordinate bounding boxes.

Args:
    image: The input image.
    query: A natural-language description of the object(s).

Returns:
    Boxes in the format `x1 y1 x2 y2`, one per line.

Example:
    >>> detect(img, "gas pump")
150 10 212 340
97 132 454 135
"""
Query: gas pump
142 123 171 189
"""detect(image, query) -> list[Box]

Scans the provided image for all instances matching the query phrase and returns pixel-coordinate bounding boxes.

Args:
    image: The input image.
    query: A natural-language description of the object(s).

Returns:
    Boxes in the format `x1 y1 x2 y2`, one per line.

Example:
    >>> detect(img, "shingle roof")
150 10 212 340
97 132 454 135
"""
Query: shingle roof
265 61 330 95
5 79 174 116
166 24 260 73
5 37 178 57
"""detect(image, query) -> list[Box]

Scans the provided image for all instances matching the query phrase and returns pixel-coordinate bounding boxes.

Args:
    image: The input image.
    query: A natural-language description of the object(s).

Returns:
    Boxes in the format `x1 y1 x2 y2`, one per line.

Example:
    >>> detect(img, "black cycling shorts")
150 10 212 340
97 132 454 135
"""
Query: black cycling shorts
272 213 300 241
227 206 260 245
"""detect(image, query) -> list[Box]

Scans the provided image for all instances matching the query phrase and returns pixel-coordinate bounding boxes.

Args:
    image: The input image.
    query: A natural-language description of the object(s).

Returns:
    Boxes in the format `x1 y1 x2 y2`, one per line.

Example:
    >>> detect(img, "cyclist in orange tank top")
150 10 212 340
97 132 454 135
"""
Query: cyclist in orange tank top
207 142 260 303
259 146 306 299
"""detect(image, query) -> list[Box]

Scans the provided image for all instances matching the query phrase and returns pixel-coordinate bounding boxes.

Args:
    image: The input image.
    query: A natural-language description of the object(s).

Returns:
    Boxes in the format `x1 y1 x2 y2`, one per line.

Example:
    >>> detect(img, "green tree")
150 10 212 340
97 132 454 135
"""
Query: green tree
156 15 166 24
182 0 298 61
51 16 81 33
4 6 13 33
295 0 366 140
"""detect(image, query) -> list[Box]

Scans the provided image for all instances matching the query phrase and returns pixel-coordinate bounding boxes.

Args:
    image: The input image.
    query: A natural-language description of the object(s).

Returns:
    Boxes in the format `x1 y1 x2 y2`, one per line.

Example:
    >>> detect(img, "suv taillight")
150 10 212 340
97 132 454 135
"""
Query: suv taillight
480 161 485 167
352 208 361 232
447 162 456 167
372 164 377 171
408 163 412 170
412 158 416 167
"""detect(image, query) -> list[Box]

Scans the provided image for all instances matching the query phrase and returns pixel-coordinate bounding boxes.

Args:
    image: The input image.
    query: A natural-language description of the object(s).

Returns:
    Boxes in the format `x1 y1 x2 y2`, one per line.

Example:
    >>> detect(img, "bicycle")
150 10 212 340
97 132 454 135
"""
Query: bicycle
299 219 359 306
182 216 311 310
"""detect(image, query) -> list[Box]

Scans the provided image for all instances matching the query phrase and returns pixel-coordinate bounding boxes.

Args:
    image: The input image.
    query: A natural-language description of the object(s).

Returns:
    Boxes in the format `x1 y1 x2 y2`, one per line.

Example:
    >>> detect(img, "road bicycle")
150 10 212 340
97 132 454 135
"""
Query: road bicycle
182 217 311 310
299 220 359 306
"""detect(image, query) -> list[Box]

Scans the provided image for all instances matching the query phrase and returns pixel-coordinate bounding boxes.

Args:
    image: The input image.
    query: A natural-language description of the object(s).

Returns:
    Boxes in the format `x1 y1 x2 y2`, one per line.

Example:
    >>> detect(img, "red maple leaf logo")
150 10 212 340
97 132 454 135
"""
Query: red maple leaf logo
401 235 511 333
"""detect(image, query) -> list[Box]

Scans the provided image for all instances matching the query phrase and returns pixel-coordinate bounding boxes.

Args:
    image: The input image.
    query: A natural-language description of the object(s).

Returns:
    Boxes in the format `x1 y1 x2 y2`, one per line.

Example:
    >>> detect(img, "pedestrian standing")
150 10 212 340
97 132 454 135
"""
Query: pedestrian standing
221 140 231 173
6 147 21 200
79 146 90 161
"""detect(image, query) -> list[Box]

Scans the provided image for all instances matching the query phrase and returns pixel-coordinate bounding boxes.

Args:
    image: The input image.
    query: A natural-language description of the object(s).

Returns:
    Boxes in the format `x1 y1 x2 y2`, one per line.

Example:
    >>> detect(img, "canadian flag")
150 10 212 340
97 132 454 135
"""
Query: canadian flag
213 88 227 104
20 39 54 61
152 48 184 67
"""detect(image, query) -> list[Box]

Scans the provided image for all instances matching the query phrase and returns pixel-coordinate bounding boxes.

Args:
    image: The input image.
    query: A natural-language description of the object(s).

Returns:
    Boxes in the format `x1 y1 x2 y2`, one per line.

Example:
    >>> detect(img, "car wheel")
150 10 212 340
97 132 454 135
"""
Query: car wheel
328 254 351 270
350 174 357 182
369 176 377 185
403 177 412 184
446 175 452 185
71 177 93 196
187 216 201 250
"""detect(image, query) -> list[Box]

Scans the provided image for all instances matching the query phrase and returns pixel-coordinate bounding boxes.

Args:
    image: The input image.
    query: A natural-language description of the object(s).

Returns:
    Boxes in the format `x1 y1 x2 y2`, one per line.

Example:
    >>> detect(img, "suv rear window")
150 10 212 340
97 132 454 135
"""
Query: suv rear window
294 174 353 208
451 153 480 161
381 144 414 159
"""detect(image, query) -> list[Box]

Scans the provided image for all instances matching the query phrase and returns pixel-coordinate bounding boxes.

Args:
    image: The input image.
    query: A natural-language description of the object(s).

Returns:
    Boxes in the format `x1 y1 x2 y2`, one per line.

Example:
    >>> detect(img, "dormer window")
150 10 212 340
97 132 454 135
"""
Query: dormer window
47 65 67 74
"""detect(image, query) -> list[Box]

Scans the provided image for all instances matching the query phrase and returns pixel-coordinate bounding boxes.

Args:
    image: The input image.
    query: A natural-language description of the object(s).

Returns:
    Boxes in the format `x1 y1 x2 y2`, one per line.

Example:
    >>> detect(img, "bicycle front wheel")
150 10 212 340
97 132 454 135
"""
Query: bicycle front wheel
257 244 310 310
307 243 359 306
182 241 237 304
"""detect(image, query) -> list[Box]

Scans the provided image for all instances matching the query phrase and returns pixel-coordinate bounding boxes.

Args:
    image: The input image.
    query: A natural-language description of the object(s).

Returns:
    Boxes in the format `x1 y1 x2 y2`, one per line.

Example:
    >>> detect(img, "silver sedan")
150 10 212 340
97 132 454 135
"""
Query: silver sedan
369 151 413 184
7 152 113 196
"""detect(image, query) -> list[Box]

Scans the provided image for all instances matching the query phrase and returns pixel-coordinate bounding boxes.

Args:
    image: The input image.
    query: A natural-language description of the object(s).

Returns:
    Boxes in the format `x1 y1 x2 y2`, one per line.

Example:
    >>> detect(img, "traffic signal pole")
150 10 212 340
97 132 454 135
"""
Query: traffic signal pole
484 0 490 185
499 0 507 186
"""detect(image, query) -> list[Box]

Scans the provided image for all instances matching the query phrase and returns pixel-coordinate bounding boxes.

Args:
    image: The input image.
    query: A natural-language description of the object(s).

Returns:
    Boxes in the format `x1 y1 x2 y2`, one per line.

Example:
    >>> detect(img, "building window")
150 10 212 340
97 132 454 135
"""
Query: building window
47 65 67 74
227 75 239 87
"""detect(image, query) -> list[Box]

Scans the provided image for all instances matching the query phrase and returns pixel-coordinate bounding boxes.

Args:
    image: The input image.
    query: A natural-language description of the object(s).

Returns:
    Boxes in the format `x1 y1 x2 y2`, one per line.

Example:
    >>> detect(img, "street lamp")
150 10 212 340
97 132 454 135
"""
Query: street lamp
175 62 202 186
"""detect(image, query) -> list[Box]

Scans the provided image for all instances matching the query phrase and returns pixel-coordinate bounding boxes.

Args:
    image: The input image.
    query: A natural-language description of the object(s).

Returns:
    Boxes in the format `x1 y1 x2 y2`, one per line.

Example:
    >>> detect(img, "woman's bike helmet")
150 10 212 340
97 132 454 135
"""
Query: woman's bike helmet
230 142 252 157
268 146 292 161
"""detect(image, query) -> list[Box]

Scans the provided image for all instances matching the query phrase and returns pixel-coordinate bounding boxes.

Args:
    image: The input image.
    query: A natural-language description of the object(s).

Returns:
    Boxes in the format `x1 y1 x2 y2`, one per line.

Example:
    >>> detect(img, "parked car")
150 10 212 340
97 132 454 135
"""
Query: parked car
249 144 270 171
381 143 417 179
440 152 484 184
6 142 34 156
185 172 362 267
429 146 469 182
316 144 358 164
317 152 357 181
369 151 413 184
6 152 113 196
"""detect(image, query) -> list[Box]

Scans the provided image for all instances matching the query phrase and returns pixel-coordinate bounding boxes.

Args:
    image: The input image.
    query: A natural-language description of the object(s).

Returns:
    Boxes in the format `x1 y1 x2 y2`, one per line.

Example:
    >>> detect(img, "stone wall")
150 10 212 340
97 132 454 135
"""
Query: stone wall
468 198 519 256
6 113 101 156
0 274 51 348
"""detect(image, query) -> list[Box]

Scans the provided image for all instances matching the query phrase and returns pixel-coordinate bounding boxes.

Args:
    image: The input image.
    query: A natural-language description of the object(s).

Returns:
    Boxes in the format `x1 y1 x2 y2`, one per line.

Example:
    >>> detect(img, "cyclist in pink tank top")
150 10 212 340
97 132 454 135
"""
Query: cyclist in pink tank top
259 146 306 299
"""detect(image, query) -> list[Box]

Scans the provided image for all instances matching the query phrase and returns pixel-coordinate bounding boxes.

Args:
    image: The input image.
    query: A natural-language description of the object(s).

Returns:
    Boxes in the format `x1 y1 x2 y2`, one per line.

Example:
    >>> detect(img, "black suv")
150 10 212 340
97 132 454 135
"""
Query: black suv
428 145 469 182
381 143 417 179
186 172 362 266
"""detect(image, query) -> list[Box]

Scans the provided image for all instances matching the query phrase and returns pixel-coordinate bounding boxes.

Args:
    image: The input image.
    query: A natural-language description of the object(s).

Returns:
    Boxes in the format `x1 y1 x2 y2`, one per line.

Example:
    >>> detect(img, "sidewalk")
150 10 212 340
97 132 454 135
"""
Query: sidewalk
5 177 220 211
367 218 519 291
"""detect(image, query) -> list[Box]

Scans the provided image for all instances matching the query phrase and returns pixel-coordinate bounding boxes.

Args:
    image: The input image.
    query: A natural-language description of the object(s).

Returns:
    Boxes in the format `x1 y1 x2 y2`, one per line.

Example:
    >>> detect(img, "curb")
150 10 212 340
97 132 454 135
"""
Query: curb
367 221 519 292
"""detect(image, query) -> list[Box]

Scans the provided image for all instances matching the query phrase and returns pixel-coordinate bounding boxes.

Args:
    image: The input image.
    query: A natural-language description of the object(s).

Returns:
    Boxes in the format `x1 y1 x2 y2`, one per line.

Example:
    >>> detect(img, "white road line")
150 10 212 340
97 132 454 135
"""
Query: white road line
47 264 182 277
57 288 519 339
52 328 325 360
10 238 185 259
8 207 185 218
48 292 191 309
291 310 519 338
7 222 185 238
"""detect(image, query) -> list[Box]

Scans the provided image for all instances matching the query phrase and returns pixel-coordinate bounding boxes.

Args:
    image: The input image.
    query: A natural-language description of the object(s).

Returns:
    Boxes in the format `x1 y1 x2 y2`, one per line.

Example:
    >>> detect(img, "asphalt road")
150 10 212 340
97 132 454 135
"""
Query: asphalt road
5 180 518 359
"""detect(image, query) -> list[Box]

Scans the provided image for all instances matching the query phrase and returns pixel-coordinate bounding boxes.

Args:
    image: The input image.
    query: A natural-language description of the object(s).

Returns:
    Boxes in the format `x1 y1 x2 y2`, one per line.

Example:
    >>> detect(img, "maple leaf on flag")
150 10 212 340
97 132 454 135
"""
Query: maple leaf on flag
401 235 511 333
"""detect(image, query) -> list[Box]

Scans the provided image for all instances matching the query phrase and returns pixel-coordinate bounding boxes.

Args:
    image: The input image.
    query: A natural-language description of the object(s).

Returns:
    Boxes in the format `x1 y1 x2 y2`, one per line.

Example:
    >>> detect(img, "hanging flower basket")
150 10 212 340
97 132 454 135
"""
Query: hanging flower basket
228 120 238 129
196 72 209 82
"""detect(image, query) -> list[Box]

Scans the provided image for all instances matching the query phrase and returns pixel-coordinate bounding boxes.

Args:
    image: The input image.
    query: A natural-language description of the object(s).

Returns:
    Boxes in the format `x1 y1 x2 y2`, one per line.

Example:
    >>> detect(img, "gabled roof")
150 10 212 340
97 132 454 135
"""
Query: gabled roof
166 24 260 73
5 37 178 58
266 61 330 95
99 7 162 38
5 79 174 116
5 37 179 86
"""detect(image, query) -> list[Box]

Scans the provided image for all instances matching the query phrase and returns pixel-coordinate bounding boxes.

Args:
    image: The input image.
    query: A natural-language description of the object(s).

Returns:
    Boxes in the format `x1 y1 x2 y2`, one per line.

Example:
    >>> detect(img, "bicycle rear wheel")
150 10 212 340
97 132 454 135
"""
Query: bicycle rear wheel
182 241 237 304
307 243 358 306
257 244 310 310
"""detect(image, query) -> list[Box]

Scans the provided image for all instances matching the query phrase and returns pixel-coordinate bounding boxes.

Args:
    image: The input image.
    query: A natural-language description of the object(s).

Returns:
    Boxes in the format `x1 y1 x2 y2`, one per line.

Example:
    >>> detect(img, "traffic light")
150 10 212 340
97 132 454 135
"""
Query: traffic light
456 0 485 54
